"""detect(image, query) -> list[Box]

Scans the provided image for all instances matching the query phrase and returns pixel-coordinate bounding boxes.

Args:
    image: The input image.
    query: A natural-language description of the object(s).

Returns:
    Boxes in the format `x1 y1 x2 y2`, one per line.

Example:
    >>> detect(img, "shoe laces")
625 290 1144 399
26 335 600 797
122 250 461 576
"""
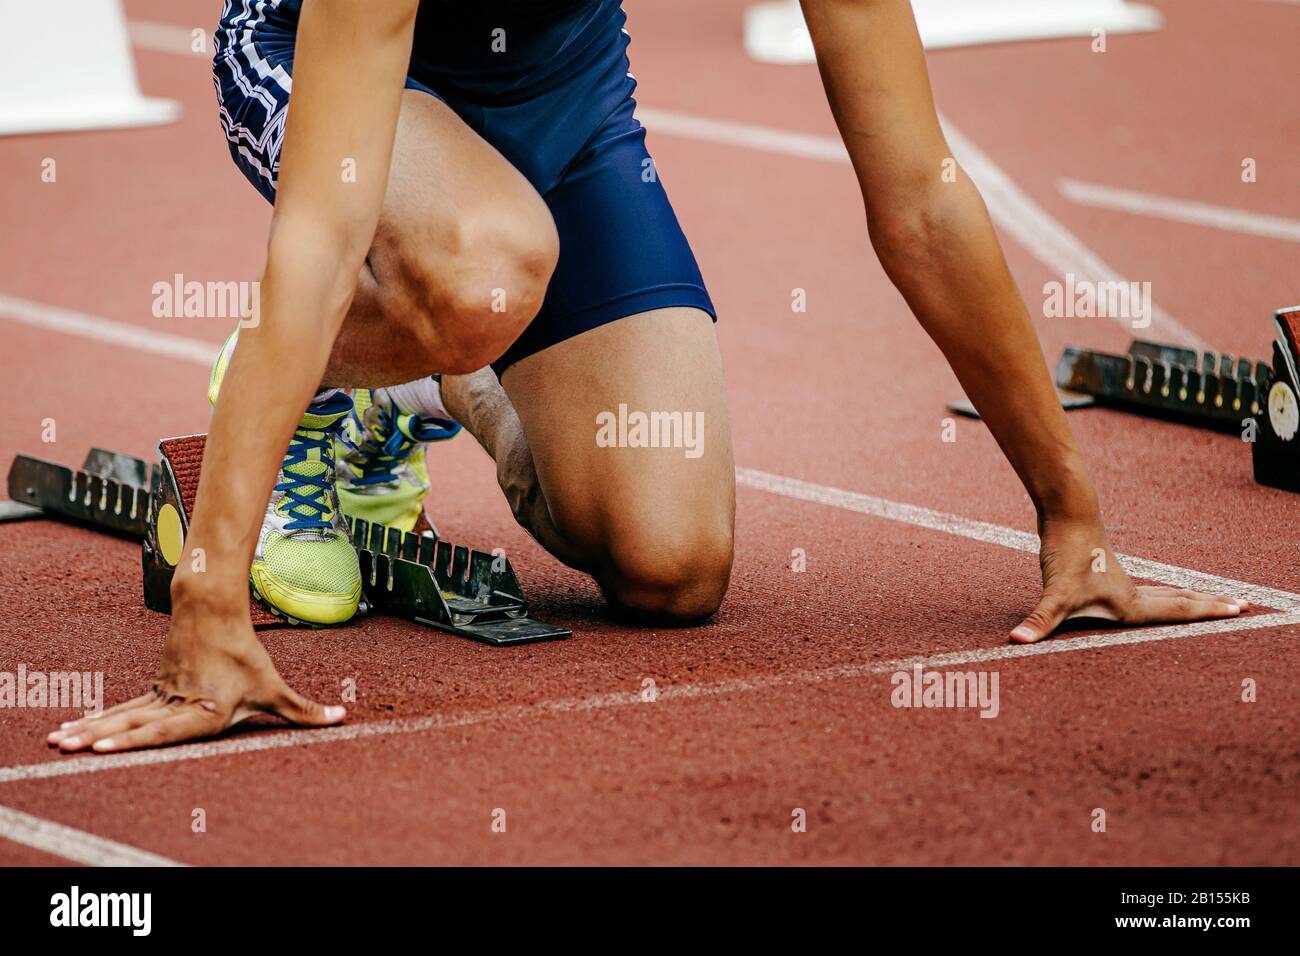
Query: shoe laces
277 425 340 531
342 403 427 487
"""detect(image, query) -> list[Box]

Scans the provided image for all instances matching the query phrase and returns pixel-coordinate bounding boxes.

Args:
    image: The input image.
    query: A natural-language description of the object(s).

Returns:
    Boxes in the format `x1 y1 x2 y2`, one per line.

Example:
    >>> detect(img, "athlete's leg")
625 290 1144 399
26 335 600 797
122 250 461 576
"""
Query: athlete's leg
444 308 735 622
319 88 556 533
320 90 559 385
212 68 557 618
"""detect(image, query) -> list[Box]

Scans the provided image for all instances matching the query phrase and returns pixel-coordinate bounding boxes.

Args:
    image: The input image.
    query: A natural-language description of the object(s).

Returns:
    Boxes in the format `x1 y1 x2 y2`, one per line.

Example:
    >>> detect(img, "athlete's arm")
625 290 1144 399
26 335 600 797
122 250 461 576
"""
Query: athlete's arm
189 0 416 580
801 0 1243 640
47 0 419 753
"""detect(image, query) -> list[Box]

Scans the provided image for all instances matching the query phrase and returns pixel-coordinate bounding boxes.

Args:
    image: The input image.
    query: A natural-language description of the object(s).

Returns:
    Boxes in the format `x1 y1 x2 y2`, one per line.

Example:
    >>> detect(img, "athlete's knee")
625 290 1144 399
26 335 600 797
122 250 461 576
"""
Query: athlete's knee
597 518 734 624
419 203 558 373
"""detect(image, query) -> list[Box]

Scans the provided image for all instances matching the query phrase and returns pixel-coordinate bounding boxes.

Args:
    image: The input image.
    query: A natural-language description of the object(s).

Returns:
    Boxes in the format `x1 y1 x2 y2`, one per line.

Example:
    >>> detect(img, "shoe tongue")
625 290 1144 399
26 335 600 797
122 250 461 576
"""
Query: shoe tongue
397 411 459 442
395 413 424 443
301 391 354 431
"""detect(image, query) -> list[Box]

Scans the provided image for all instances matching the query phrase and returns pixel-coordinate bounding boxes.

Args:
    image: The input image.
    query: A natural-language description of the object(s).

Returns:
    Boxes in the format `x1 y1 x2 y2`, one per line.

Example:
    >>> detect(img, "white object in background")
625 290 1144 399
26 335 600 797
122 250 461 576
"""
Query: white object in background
0 0 179 135
744 0 1163 64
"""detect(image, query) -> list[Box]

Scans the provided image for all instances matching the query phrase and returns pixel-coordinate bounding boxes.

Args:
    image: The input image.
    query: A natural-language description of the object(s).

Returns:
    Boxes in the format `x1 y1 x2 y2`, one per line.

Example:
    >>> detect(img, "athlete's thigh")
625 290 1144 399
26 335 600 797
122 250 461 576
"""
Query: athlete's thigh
214 31 553 380
499 307 735 555
368 90 543 277
336 90 556 379
215 22 545 281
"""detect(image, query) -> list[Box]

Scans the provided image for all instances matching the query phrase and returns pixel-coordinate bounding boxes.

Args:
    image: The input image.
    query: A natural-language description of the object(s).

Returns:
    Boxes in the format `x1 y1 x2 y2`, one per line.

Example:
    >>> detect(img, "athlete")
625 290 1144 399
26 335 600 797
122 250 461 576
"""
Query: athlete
48 0 1242 754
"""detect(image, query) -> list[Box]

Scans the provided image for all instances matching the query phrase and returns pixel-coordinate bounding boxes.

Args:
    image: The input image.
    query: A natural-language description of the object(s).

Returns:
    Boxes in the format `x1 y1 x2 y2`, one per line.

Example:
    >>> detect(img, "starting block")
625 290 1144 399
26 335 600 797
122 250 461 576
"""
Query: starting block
1049 306 1300 493
1053 341 1272 433
7 434 569 646
1252 308 1300 493
6 447 154 537
945 307 1299 493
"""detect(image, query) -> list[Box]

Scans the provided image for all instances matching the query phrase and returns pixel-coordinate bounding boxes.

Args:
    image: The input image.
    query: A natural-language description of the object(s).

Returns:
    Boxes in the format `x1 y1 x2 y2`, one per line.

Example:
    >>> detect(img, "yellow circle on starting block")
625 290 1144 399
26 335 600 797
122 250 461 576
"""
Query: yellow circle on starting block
157 502 183 567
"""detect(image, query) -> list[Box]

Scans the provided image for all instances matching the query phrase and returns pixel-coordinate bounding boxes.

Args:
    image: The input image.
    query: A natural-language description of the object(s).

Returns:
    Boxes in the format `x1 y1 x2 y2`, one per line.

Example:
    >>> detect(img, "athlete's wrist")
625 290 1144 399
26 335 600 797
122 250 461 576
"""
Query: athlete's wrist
170 563 249 614
1029 454 1102 527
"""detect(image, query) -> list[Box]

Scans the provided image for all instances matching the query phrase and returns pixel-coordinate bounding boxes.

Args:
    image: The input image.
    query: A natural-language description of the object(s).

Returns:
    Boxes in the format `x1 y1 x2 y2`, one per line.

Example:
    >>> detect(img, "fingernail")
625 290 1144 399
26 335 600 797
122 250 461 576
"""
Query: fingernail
324 706 346 721
93 739 116 752
60 721 77 729
1010 626 1036 642
47 731 67 743
60 737 81 749
1225 603 1242 615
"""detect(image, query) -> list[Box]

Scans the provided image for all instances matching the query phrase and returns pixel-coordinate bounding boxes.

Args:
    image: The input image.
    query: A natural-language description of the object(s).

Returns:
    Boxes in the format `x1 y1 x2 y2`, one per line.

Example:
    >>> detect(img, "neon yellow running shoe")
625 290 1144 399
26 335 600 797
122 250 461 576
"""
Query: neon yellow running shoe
209 331 363 626
335 386 461 533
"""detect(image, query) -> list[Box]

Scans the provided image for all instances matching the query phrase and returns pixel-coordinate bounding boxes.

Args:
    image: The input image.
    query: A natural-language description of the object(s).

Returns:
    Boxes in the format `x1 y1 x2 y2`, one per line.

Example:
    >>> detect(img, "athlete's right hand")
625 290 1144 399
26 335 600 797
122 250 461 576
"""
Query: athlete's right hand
46 584 345 754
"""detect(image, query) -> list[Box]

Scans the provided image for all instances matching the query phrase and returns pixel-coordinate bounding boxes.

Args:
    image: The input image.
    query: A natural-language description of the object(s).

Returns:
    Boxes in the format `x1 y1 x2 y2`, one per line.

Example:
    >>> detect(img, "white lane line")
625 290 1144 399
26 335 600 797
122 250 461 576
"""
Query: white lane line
1060 179 1300 244
0 293 217 367
637 106 1207 350
937 119 1206 349
637 107 852 163
737 467 1300 610
0 802 184 866
3 606 1296 786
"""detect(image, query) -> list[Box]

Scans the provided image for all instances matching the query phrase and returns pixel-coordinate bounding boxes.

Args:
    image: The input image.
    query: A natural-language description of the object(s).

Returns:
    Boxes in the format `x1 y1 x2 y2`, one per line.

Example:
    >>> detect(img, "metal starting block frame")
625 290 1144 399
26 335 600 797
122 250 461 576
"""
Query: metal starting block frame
1054 340 1272 433
6 435 569 646
350 518 567 645
1051 306 1300 493
6 447 155 536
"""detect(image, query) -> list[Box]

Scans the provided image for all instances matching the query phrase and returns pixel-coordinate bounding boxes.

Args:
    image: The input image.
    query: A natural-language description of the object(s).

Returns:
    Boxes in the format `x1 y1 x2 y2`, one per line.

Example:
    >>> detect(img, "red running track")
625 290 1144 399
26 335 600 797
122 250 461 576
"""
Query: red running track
0 0 1297 865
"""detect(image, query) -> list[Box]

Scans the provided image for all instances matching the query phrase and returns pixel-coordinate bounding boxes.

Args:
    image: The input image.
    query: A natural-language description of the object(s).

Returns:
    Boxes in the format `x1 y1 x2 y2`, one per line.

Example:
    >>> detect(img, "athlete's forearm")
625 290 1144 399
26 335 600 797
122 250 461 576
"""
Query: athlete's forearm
175 257 358 601
803 0 1098 522
876 179 1099 522
174 0 418 606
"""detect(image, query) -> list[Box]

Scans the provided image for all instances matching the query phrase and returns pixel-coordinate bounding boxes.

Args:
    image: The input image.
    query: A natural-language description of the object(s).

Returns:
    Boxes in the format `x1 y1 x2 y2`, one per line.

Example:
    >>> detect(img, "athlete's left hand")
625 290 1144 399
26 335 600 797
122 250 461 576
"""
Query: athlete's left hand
1010 517 1246 643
